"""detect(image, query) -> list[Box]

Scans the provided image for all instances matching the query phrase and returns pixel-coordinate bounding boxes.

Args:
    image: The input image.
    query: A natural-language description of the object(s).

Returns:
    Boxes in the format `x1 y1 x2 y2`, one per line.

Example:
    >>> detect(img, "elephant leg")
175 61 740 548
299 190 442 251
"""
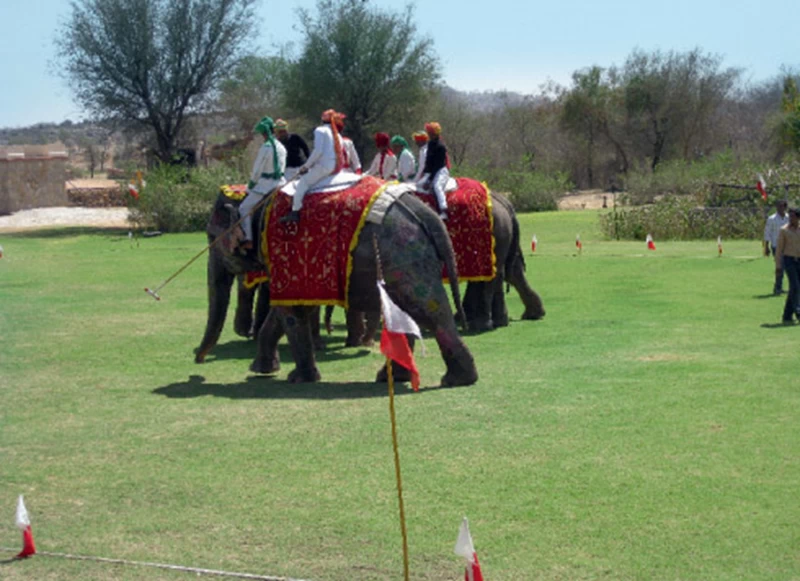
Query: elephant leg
310 306 325 351
507 253 545 320
345 309 366 347
233 276 256 337
490 266 509 328
467 281 494 332
195 251 235 363
282 307 322 383
250 308 283 374
252 283 271 337
362 309 381 347
463 282 477 324
324 305 334 334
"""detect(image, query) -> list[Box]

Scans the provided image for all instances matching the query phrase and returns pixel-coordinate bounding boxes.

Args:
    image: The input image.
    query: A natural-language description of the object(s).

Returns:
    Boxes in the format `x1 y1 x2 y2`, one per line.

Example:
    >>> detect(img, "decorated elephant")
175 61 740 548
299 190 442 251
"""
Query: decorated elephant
203 177 478 386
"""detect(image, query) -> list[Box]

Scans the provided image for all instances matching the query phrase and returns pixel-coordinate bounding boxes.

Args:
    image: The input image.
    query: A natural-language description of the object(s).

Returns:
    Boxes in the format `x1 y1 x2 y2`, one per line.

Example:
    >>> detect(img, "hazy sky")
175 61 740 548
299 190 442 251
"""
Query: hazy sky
1 0 797 128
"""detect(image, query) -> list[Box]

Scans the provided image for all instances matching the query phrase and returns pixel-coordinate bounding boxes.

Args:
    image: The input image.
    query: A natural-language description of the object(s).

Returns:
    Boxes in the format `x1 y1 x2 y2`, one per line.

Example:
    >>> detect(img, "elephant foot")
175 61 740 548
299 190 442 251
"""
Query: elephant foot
375 363 413 384
234 323 251 338
467 319 494 333
313 336 326 351
250 354 280 374
521 308 545 320
345 334 363 348
441 368 479 387
361 337 375 348
492 314 510 328
194 346 211 364
288 366 321 383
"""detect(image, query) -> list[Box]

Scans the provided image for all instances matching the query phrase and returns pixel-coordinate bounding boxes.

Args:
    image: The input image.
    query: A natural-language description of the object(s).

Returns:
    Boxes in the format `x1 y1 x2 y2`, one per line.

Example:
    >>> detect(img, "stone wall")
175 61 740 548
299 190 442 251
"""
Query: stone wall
0 148 68 215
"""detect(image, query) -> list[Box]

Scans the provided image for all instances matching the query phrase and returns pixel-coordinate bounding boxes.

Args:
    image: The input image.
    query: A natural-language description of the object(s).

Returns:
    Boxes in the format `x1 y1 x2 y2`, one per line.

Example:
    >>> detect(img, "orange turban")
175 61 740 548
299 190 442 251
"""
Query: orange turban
412 131 429 144
424 122 441 137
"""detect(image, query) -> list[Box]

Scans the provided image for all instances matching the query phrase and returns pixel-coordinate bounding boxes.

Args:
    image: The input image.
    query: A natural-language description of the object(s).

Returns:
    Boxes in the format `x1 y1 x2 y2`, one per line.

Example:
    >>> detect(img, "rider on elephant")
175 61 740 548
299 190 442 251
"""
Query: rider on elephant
417 122 449 220
336 114 362 174
275 118 310 181
366 132 397 180
391 135 416 182
412 131 428 183
281 109 345 224
240 116 286 251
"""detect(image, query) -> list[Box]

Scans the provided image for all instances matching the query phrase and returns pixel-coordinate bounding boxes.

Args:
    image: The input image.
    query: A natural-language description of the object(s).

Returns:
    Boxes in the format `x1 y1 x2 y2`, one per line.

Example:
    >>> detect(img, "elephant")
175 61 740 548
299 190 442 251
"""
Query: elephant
205 185 479 387
462 191 546 331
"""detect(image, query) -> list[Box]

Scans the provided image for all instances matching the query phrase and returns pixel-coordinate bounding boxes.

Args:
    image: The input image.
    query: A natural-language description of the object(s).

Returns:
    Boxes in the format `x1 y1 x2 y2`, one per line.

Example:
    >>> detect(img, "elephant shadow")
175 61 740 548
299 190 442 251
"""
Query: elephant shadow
200 340 372 364
152 374 423 400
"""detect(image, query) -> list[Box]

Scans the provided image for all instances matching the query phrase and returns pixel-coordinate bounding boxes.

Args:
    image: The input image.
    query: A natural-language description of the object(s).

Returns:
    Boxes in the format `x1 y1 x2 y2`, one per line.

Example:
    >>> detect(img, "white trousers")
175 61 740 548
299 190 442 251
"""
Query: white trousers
292 163 336 212
417 168 449 212
239 192 265 241
284 166 301 181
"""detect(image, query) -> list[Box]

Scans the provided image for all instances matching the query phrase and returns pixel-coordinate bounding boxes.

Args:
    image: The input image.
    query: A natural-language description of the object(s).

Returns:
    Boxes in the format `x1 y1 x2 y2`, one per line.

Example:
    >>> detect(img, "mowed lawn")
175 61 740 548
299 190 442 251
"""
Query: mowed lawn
1 210 798 581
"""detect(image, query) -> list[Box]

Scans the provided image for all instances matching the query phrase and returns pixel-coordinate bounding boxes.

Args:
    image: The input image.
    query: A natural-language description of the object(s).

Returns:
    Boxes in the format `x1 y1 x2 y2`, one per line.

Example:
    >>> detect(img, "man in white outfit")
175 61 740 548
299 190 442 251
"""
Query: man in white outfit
764 199 790 294
240 116 286 250
412 131 428 183
365 132 397 180
391 135 416 182
335 114 361 173
281 109 344 223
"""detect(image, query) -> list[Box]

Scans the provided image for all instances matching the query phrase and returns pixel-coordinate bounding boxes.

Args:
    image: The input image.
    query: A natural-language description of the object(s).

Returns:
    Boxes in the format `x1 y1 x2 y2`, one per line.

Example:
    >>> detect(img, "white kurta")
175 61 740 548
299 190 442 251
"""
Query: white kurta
293 124 342 211
343 137 361 173
241 140 287 241
366 151 397 180
413 144 428 182
396 149 416 182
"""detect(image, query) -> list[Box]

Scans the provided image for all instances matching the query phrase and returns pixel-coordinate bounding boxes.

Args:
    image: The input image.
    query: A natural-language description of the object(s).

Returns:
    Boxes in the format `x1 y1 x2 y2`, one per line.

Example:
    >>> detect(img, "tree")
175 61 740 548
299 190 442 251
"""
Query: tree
217 54 292 134
285 0 440 154
56 0 256 162
780 75 800 152
621 48 740 171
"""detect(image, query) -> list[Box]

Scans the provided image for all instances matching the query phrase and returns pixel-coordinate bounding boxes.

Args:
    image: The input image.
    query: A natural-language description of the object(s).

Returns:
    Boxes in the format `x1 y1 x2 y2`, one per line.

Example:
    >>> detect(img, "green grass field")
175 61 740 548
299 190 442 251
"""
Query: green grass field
1 210 798 580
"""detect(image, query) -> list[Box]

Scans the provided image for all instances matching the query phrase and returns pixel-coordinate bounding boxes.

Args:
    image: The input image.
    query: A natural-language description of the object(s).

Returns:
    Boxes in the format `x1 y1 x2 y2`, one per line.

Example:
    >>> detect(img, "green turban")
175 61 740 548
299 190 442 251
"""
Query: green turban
254 116 275 136
252 116 282 184
390 135 409 149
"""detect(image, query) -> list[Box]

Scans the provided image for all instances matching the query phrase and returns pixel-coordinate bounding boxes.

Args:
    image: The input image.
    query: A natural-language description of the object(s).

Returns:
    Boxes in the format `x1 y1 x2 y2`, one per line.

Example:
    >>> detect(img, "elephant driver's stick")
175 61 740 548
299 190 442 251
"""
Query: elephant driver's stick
144 177 298 301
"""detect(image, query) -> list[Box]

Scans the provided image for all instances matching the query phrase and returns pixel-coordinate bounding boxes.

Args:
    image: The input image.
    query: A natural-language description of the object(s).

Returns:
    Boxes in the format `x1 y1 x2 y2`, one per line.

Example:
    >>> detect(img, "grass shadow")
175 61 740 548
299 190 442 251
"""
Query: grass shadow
752 293 781 299
152 373 433 400
202 341 372 364
760 322 797 329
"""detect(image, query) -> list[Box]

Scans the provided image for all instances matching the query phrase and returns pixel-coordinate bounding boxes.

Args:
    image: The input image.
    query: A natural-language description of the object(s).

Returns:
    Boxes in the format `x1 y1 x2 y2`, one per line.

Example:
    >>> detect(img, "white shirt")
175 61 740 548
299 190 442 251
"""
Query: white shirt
303 124 342 173
764 212 789 247
396 149 416 182
414 144 428 182
343 137 361 173
367 151 397 180
249 140 287 194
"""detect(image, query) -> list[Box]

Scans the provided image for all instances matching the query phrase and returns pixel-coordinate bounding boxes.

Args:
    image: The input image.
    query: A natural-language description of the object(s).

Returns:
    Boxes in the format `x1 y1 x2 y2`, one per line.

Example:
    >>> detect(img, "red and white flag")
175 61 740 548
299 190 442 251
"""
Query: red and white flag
454 517 484 581
717 235 723 256
15 495 36 558
646 233 656 251
531 234 537 253
576 234 582 252
757 175 768 201
378 281 421 391
0 244 4 259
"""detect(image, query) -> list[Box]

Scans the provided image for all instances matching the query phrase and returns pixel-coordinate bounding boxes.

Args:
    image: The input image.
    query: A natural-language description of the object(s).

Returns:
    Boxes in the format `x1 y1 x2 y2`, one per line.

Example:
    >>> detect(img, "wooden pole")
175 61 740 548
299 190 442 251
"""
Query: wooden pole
386 358 410 581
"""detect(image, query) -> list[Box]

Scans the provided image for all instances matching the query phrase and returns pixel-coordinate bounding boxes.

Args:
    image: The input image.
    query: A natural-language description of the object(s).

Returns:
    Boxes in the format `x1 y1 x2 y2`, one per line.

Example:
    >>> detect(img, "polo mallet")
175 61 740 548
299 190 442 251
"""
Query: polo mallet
144 177 298 301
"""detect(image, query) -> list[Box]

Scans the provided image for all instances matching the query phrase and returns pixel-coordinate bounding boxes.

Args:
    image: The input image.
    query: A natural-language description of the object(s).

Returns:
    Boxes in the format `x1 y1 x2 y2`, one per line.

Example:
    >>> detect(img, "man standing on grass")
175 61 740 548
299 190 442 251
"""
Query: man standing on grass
775 207 800 324
764 199 789 295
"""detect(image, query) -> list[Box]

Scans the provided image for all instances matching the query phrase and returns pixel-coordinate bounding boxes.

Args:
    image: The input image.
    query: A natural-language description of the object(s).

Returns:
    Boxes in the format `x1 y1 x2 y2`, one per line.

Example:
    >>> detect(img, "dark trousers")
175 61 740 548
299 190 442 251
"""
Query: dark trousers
782 255 800 322
771 245 785 293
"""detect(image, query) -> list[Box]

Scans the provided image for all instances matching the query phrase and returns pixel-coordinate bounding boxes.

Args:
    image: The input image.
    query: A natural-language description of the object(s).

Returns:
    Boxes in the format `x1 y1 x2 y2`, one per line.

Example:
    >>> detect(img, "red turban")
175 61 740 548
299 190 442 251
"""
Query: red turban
412 131 429 144
375 132 390 148
321 109 337 123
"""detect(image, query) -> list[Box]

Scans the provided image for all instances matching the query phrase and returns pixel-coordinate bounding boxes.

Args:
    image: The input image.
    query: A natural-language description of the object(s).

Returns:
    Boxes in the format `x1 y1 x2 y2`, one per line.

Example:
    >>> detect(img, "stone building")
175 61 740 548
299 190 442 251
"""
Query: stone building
0 144 68 215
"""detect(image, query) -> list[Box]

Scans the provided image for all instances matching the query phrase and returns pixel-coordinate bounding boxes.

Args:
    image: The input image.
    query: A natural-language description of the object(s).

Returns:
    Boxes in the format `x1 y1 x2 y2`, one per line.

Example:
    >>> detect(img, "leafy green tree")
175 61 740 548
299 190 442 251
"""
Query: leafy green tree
621 48 740 171
56 0 256 162
285 0 440 154
780 76 800 152
217 54 292 134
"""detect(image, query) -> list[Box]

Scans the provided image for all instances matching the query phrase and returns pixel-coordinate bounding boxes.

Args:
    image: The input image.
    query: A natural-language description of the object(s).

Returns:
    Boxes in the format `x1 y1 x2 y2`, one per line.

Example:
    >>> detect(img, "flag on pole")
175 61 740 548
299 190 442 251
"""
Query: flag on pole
454 517 484 581
378 281 421 391
127 182 140 199
757 175 768 201
531 234 537 253
576 234 582 252
717 235 723 256
15 495 36 558
646 233 656 251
